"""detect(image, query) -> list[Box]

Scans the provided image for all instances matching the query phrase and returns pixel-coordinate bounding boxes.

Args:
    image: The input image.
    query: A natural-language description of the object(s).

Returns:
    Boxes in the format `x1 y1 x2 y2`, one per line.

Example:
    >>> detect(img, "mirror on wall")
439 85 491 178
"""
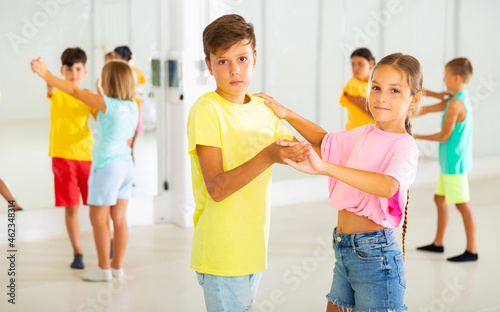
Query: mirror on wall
0 0 160 211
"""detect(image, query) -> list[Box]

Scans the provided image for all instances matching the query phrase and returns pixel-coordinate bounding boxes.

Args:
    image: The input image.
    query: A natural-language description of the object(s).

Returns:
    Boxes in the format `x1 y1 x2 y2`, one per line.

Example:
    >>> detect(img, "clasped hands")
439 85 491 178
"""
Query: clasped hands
272 139 324 175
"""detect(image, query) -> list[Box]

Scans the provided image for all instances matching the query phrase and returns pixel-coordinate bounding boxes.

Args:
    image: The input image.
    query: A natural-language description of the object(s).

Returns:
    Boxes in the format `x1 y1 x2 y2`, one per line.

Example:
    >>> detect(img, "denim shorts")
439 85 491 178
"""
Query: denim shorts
87 160 134 206
326 228 407 312
196 271 262 312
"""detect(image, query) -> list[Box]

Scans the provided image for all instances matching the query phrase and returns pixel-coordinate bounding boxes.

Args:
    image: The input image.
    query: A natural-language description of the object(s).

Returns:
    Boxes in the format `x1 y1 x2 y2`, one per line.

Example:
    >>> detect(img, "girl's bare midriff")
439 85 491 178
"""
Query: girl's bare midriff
337 209 386 234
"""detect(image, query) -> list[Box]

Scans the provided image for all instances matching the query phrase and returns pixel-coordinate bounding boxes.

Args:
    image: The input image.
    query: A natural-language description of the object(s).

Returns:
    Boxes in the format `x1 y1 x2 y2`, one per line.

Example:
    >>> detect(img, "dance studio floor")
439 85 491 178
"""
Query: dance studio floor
1 173 500 311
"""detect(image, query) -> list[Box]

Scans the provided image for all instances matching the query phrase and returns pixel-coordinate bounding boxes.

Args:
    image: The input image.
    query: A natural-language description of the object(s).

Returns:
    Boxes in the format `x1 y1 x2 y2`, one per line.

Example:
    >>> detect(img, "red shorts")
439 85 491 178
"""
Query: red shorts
52 157 91 207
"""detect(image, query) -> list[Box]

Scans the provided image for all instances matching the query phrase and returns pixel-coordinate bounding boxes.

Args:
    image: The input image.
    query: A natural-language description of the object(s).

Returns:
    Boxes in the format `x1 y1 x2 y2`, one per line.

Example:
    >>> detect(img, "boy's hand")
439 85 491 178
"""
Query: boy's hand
266 140 310 165
30 57 48 77
253 93 289 119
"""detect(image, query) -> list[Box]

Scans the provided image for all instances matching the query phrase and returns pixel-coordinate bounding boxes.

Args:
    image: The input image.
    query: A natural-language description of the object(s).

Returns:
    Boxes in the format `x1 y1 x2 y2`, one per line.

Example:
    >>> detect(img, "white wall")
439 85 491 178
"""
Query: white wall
0 0 93 121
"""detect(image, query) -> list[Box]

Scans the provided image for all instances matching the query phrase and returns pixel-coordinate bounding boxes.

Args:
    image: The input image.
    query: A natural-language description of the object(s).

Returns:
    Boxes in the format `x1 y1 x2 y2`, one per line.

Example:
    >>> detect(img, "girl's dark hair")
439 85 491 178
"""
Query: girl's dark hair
351 48 375 63
114 46 133 61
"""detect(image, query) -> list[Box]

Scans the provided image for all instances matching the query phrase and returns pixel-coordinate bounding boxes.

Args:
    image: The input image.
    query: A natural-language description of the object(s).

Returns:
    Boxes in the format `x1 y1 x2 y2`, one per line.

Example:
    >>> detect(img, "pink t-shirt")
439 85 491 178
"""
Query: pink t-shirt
321 124 419 228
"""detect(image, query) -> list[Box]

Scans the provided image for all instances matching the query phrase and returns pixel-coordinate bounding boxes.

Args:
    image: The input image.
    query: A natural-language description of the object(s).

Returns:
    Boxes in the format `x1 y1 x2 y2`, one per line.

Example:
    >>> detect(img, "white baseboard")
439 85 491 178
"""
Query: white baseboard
0 196 154 243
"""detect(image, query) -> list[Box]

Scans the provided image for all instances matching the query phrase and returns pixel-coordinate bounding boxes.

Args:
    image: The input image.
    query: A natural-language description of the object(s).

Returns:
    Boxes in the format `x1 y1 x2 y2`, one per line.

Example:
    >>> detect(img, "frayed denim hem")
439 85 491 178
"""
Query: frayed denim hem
326 294 408 312
353 306 408 312
326 295 355 312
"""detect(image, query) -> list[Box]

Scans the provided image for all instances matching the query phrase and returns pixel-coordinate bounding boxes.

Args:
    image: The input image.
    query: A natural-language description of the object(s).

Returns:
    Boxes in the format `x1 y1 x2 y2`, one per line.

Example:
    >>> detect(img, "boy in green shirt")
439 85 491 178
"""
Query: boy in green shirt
415 58 477 262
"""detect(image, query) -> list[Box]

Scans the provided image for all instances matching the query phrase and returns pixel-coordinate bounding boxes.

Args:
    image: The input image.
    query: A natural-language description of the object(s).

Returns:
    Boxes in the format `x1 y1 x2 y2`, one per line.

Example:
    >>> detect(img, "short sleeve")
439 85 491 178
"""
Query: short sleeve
103 96 117 115
187 101 221 156
321 131 347 165
273 119 294 142
384 140 419 224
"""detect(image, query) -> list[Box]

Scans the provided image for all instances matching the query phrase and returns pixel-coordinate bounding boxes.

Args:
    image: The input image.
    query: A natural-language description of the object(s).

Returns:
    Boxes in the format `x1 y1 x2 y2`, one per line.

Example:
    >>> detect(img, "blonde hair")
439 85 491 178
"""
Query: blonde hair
100 60 135 101
368 53 423 259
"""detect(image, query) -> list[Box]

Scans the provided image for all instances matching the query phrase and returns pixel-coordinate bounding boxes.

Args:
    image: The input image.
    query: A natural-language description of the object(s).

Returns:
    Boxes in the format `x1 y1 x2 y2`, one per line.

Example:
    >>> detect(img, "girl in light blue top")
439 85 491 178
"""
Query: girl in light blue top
31 58 138 281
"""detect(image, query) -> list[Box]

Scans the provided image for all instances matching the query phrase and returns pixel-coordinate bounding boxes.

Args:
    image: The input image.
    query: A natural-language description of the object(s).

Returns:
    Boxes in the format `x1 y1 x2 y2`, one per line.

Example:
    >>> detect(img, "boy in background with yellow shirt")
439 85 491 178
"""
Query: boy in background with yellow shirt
46 47 96 269
187 14 309 311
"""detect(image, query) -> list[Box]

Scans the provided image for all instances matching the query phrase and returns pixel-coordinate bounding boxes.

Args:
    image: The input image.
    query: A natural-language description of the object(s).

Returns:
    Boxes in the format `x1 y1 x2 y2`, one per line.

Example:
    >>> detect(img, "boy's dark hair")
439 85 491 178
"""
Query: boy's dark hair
351 48 375 63
114 46 133 61
446 57 473 83
61 47 87 67
203 14 256 61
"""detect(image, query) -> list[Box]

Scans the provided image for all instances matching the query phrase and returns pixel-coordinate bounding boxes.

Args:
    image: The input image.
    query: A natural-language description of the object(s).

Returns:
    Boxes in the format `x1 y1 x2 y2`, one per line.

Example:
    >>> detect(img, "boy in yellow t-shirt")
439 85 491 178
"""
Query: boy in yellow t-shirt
46 47 96 270
339 48 376 130
187 14 309 311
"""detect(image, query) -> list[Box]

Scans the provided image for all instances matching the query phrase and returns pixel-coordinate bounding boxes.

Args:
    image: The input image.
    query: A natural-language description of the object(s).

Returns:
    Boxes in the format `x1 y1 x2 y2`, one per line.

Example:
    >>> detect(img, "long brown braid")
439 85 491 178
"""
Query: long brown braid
402 190 409 260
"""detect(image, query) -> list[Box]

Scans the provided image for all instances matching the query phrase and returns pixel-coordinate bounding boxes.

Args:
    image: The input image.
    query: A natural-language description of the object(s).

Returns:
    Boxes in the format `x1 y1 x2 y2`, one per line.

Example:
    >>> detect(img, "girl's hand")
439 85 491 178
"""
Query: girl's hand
283 146 325 175
436 91 452 100
253 92 289 119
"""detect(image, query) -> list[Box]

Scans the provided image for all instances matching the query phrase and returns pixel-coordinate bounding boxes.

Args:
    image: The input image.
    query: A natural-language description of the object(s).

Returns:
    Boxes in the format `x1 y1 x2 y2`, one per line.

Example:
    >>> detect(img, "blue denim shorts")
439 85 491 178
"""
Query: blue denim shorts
196 271 262 312
87 160 134 206
326 228 407 312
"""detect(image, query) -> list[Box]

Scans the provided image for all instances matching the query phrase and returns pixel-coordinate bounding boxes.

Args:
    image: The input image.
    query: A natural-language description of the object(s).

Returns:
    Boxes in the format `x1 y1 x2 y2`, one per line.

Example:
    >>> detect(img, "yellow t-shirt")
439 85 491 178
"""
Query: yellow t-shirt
187 92 294 276
131 66 146 108
48 90 96 161
339 77 375 130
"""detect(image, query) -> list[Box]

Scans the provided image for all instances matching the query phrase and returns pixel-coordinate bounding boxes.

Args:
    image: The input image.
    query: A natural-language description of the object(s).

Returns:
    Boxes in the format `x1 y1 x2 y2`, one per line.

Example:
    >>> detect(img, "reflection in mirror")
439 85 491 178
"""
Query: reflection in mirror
0 0 159 211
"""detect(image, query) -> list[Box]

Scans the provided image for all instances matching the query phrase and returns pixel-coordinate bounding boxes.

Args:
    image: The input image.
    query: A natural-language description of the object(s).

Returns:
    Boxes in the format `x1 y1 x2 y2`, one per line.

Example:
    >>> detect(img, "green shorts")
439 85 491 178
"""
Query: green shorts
435 173 470 204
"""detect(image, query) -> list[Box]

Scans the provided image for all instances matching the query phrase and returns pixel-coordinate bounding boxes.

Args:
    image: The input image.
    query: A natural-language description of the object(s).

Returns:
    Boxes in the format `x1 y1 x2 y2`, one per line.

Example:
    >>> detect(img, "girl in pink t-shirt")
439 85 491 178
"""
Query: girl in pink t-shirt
255 53 422 312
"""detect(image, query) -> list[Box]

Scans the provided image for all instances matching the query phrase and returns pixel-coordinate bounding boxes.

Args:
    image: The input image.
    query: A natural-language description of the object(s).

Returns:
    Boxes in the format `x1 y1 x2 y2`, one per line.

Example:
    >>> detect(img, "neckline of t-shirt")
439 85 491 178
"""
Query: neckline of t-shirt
211 92 256 108
368 124 411 138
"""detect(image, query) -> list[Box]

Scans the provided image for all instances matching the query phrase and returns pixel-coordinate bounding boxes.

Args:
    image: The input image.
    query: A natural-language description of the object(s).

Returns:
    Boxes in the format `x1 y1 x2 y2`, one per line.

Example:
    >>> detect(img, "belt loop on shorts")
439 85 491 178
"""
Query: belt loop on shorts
383 228 391 243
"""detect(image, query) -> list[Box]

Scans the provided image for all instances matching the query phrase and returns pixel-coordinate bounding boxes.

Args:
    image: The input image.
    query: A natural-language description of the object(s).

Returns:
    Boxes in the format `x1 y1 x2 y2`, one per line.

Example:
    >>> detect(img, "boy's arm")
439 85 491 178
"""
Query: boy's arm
344 93 373 118
424 89 452 100
46 82 56 96
31 58 106 112
414 99 465 142
254 93 327 148
414 100 447 117
197 141 309 202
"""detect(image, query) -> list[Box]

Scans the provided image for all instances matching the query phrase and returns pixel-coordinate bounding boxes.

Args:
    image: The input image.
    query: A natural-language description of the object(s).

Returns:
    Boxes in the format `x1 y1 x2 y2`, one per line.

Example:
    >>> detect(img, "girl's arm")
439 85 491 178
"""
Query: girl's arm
344 93 373 118
282 144 399 198
413 100 447 117
254 93 327 153
423 89 452 100
31 58 106 113
414 99 464 142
